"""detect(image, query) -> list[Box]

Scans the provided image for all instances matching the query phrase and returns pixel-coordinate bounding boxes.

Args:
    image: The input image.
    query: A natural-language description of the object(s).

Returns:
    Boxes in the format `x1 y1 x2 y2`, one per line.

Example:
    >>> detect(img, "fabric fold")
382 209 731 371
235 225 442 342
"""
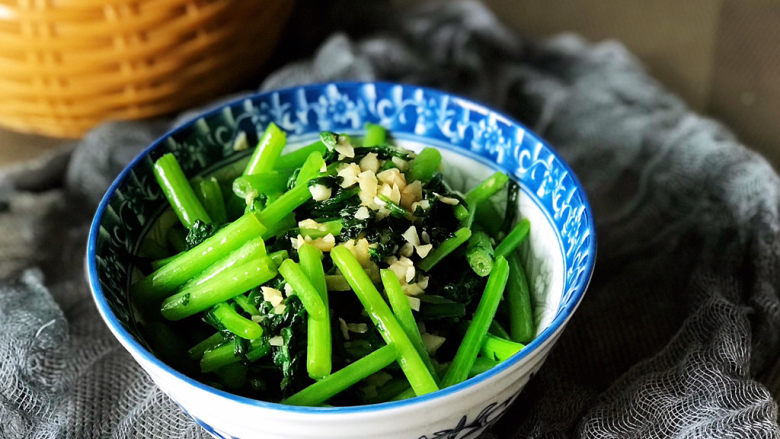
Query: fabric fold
0 1 777 437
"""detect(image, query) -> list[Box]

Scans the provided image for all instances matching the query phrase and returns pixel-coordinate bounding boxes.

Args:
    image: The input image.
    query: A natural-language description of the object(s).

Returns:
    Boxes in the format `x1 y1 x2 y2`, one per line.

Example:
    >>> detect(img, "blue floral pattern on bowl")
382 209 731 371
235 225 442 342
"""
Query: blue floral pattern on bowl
88 81 596 438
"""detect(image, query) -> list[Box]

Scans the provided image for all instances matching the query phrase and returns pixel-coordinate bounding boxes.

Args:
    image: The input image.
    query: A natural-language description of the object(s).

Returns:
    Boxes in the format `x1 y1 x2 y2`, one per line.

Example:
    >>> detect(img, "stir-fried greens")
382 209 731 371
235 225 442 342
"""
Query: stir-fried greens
133 122 535 406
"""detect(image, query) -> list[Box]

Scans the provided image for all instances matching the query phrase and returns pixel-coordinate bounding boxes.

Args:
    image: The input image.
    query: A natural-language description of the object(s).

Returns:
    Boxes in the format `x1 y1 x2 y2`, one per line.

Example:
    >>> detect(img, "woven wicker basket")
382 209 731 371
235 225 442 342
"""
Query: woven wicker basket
0 0 294 138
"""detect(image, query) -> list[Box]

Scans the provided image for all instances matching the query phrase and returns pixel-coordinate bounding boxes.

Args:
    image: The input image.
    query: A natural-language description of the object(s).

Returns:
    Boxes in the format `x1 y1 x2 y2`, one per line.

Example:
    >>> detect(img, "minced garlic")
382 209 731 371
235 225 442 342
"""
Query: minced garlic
343 238 371 267
402 282 425 296
391 156 408 171
339 318 350 340
407 296 421 311
309 184 332 201
400 180 423 209
410 199 431 213
311 234 336 252
415 243 433 258
359 152 380 173
298 218 322 230
354 206 370 220
378 183 402 204
261 287 284 306
421 333 446 355
402 225 420 246
337 162 361 188
347 322 368 334
434 192 459 205
358 170 379 209
269 335 284 346
291 233 336 252
377 168 406 190
335 141 355 159
389 256 415 283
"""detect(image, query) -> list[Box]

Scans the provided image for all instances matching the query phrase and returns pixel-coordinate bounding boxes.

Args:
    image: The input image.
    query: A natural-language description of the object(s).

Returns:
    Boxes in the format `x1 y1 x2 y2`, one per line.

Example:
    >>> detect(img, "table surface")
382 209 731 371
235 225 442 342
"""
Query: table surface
0 127 65 167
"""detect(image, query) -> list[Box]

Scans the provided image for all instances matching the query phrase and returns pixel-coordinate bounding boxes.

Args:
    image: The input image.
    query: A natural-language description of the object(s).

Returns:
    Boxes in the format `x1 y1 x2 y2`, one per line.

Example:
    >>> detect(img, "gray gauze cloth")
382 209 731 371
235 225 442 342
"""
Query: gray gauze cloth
1 1 778 438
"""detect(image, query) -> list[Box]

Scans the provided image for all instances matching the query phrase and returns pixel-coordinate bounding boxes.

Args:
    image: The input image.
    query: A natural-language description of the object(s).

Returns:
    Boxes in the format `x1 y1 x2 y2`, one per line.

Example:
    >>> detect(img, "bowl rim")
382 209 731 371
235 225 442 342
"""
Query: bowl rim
87 80 597 415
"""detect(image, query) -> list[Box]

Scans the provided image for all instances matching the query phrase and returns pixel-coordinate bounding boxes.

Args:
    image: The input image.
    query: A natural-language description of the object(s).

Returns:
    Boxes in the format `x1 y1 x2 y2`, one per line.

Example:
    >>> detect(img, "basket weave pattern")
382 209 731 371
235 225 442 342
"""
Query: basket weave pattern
0 0 294 138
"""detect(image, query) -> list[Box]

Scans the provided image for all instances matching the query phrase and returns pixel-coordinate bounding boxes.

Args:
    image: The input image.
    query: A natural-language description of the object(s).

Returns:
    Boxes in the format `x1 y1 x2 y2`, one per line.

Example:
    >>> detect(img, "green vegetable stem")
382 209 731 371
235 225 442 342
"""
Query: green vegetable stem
474 201 504 238
466 231 494 277
283 344 398 406
133 212 268 303
257 184 313 236
207 302 263 340
298 219 343 239
331 246 439 396
440 256 509 387
232 171 286 201
468 356 501 378
278 259 327 321
419 227 472 272
298 244 332 379
233 294 261 317
465 172 509 208
363 123 387 147
160 255 277 320
187 332 225 360
244 122 287 175
201 337 271 373
494 218 530 258
480 334 524 361
200 340 242 373
276 141 327 170
295 152 326 187
181 237 266 290
407 147 442 183
196 177 227 225
268 249 289 267
263 214 296 239
381 269 438 379
506 253 535 343
453 204 471 225
153 153 212 229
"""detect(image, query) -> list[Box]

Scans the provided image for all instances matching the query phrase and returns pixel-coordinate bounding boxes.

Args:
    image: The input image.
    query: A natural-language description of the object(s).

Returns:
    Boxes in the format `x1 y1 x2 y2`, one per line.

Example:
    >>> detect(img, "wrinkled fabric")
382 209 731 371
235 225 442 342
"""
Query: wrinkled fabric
0 1 778 438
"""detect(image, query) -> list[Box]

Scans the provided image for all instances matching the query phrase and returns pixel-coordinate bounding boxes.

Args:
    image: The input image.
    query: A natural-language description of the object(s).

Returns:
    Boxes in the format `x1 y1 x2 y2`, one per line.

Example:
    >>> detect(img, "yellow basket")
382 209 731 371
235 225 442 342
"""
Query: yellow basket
0 0 294 138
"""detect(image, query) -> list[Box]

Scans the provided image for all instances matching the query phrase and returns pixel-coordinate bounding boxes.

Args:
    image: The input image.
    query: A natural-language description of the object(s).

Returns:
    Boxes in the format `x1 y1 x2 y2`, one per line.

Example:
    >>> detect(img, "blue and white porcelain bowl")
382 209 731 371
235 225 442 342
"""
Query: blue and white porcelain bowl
87 81 596 439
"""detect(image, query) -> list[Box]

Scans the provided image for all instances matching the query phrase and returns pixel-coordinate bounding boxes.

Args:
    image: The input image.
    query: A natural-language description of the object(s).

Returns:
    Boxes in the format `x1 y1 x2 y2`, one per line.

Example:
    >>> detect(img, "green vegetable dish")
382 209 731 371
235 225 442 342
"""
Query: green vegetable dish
134 122 535 406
